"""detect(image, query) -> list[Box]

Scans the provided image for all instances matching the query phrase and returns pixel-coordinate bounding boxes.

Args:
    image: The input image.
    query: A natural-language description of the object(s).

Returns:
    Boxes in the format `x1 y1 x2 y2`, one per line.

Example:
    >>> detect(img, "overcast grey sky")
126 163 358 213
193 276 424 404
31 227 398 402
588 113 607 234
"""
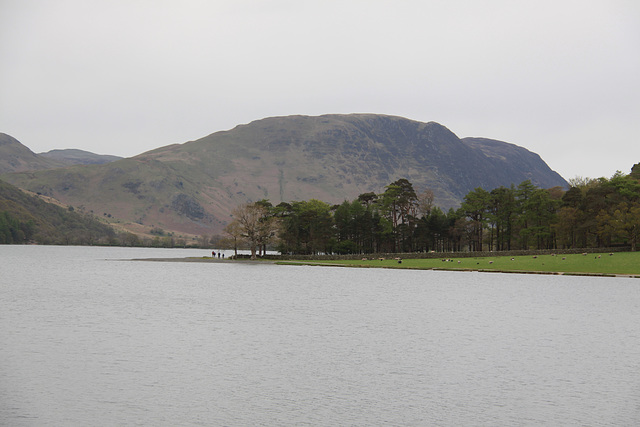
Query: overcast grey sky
1 0 639 181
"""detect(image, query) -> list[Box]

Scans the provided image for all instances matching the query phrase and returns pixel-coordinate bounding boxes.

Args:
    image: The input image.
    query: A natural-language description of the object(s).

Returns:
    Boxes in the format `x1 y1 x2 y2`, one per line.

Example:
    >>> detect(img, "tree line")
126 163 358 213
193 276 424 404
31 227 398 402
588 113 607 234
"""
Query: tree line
226 164 640 258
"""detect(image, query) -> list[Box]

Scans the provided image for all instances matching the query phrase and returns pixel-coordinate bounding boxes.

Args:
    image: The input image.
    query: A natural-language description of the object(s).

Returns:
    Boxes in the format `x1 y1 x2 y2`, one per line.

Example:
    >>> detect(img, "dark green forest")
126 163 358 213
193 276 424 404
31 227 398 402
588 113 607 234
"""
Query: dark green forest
230 163 640 255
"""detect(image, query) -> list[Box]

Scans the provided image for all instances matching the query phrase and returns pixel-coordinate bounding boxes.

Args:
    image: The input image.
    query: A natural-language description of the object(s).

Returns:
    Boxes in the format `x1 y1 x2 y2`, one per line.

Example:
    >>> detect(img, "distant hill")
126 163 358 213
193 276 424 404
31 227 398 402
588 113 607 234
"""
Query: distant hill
0 133 65 173
39 149 122 166
1 114 568 236
0 178 115 244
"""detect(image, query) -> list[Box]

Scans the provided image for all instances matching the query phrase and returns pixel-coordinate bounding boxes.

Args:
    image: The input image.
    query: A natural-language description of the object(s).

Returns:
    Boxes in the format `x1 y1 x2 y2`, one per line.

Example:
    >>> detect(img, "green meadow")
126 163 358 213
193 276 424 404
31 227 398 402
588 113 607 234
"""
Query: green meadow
279 252 640 277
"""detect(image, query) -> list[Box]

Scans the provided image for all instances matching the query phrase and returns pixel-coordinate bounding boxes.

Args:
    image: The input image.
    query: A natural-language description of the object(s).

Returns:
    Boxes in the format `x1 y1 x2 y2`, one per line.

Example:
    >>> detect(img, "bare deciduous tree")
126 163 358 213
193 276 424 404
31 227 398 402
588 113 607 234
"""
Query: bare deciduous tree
230 202 278 259
417 188 435 217
223 221 243 257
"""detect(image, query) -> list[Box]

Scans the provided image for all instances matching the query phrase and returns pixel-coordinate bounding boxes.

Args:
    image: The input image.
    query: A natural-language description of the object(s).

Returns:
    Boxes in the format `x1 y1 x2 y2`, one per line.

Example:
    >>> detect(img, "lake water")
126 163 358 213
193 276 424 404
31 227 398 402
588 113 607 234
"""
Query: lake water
1 245 640 426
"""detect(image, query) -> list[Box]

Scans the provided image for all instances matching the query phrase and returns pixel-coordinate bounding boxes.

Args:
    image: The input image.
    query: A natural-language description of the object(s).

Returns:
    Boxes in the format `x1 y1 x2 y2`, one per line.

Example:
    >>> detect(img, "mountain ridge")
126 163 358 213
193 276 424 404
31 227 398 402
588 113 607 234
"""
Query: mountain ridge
0 133 66 173
39 149 122 166
1 114 567 236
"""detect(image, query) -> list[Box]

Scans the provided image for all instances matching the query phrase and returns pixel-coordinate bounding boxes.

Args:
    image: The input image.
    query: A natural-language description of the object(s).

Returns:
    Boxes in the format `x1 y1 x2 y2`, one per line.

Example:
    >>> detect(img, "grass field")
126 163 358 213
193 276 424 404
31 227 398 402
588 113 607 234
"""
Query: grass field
278 252 640 277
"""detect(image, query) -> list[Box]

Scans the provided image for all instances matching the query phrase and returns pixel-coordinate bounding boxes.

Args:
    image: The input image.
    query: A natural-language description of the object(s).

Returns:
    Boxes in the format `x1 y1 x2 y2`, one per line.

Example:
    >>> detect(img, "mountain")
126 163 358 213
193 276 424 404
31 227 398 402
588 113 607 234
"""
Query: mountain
39 149 122 166
0 133 65 173
1 114 567 236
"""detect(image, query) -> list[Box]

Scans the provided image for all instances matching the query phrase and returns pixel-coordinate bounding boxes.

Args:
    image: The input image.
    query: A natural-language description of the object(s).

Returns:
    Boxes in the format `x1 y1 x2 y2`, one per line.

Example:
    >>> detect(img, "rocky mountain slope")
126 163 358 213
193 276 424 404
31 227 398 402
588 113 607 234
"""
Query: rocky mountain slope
1 114 567 236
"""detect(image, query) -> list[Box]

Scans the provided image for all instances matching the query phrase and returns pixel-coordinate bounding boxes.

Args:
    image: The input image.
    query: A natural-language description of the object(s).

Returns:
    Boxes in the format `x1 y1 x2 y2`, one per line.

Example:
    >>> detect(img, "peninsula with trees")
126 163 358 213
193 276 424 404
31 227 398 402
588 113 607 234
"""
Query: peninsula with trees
227 165 640 260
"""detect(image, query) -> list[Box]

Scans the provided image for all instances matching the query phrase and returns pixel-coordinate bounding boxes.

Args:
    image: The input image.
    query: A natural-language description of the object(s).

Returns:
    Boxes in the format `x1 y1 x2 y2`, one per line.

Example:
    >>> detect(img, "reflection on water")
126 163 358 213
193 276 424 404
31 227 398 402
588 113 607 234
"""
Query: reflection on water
1 245 640 426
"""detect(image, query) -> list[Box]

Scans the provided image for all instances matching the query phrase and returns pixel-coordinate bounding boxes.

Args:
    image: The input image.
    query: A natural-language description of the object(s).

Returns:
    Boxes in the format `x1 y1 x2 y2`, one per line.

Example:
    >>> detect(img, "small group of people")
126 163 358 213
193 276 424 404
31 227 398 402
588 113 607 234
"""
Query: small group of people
211 251 225 259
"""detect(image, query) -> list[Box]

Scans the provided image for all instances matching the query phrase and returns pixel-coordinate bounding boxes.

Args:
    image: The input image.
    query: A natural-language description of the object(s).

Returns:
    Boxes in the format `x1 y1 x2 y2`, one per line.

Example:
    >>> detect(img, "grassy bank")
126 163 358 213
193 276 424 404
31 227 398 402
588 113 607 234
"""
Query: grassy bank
277 251 640 277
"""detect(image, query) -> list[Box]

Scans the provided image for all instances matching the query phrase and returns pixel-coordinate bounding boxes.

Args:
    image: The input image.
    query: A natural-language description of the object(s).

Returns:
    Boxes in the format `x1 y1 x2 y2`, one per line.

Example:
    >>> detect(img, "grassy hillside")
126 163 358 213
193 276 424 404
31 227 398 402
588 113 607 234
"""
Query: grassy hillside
0 179 116 244
1 157 223 237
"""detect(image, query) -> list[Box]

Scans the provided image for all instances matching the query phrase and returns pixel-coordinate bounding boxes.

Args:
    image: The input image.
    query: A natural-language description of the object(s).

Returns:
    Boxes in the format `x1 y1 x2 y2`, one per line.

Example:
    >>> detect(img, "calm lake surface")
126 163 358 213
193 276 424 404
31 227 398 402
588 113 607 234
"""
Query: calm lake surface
1 245 640 426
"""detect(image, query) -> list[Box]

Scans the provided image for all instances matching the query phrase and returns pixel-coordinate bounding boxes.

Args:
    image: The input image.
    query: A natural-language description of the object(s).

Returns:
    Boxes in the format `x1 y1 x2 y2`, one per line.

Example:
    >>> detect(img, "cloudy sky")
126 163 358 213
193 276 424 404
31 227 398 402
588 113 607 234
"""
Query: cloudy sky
1 0 639 181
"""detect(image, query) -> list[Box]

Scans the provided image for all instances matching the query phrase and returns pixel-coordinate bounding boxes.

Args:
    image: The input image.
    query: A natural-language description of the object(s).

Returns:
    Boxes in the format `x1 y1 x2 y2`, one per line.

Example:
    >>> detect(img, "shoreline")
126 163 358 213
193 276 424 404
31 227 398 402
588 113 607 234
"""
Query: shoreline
274 260 639 278
127 257 259 263
127 257 639 278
